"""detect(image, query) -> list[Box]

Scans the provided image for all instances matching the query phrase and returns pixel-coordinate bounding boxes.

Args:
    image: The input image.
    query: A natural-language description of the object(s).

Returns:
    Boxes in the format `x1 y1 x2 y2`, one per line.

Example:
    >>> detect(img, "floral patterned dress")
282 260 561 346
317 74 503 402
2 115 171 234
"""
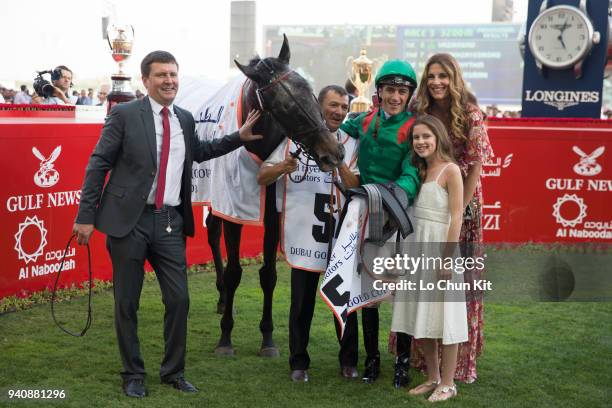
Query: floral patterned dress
411 104 494 383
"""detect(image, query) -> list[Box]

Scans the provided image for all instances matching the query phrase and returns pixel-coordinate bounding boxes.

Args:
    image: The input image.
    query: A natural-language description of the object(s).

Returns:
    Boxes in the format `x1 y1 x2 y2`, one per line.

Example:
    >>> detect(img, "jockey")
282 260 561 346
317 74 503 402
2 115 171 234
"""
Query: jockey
340 59 420 388
341 59 420 198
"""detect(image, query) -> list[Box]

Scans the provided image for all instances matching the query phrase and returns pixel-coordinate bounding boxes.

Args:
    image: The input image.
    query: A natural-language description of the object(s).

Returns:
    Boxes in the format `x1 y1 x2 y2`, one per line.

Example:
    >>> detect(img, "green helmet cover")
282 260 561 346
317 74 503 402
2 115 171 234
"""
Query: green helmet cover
375 59 417 88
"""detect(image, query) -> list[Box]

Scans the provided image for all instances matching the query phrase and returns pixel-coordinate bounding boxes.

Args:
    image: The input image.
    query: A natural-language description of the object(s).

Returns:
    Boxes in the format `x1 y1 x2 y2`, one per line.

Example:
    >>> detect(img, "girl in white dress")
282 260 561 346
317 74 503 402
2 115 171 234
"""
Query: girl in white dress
391 114 466 402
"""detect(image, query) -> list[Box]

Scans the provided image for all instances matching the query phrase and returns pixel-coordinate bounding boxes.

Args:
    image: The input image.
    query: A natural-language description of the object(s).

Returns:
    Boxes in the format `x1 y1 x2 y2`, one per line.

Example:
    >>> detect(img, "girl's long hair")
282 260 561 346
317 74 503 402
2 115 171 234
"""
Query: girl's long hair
415 53 477 142
409 114 456 182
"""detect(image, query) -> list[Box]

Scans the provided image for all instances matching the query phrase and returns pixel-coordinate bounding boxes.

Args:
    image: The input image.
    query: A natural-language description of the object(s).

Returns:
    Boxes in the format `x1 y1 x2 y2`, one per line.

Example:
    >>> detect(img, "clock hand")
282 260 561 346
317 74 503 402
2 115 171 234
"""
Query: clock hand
557 33 566 49
554 19 569 50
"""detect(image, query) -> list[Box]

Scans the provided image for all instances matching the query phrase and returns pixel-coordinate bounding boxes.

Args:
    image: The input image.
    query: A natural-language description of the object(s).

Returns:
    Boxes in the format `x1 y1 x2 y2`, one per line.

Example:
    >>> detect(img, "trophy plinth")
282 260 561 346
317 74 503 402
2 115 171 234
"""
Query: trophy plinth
106 23 135 112
349 49 374 113
350 99 370 114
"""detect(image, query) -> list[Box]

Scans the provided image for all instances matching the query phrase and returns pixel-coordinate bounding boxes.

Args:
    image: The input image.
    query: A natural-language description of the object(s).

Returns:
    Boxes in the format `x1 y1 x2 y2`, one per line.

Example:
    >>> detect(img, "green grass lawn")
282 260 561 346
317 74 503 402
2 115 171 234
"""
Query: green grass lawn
1 260 610 407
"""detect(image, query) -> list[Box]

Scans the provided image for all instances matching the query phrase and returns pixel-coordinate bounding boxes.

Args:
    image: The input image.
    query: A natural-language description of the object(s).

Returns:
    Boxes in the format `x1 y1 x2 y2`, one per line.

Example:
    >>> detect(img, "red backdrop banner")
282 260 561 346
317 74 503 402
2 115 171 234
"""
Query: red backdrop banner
0 118 263 299
482 118 611 242
1 116 610 299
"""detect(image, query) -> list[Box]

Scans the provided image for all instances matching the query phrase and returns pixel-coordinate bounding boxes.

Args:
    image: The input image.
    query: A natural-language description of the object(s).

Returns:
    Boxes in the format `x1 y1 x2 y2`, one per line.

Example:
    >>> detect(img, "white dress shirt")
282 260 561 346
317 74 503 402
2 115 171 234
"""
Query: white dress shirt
146 97 186 206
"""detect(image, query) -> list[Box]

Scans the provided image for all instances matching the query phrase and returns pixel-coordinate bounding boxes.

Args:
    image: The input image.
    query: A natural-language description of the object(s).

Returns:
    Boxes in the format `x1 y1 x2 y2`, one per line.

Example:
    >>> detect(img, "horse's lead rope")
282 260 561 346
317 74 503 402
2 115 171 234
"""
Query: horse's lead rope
288 145 319 184
51 235 93 337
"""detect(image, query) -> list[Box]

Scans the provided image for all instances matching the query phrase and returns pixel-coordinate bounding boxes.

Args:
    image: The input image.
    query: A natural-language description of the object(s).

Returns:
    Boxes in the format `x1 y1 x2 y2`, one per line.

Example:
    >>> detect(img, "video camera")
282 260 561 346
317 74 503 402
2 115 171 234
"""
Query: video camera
33 70 56 98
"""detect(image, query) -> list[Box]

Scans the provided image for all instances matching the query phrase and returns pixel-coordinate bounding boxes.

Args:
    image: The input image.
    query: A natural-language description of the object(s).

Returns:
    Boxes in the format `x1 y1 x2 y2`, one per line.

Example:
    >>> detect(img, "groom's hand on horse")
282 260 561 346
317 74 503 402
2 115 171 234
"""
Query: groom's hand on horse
282 157 298 174
239 109 264 142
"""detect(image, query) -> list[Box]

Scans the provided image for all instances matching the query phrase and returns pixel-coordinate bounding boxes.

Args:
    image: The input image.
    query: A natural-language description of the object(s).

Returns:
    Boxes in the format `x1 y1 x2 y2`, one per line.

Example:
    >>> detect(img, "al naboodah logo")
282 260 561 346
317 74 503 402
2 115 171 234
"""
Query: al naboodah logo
552 194 587 227
14 215 48 264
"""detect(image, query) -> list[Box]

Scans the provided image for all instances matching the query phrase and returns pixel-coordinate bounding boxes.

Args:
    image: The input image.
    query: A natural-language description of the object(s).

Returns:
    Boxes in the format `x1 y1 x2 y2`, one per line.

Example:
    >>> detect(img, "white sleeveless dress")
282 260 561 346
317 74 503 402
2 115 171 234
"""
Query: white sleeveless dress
391 163 468 345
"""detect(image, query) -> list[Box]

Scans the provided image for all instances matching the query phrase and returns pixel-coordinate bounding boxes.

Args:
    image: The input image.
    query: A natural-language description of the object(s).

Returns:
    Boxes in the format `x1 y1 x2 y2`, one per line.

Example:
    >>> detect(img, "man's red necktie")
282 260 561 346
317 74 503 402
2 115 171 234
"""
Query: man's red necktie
155 106 170 209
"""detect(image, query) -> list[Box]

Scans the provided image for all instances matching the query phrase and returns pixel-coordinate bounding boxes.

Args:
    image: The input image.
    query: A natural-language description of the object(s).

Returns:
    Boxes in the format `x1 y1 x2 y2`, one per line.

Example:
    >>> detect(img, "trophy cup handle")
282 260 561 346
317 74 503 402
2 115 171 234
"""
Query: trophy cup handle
345 55 355 82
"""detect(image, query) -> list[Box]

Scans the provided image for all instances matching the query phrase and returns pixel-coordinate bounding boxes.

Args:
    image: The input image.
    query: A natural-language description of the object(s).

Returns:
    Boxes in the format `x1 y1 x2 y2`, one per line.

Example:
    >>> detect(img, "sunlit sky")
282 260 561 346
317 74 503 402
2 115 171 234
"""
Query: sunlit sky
2 0 528 86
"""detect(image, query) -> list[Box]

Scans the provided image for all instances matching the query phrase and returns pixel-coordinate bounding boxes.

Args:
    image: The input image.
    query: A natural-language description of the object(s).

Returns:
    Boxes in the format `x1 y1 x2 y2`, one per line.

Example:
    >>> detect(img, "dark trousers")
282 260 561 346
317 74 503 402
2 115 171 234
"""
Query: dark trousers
362 307 380 360
107 206 188 382
360 308 411 362
289 268 358 370
334 310 358 367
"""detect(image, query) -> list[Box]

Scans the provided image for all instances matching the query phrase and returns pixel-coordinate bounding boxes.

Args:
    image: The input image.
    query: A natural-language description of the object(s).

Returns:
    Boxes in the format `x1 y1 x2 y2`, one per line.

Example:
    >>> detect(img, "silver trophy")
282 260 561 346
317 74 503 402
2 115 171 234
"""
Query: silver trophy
106 23 135 109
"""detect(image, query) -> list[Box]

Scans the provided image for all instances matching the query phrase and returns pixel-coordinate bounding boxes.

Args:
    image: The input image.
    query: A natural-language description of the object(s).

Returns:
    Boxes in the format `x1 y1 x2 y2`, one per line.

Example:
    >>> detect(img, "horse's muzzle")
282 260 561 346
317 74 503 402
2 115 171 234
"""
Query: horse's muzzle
317 143 345 172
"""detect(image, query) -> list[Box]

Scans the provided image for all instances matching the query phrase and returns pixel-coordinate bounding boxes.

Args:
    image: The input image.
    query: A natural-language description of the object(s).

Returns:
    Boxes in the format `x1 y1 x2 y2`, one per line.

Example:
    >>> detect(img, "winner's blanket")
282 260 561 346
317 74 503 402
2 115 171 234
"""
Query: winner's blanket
191 75 265 224
280 132 358 272
319 197 391 336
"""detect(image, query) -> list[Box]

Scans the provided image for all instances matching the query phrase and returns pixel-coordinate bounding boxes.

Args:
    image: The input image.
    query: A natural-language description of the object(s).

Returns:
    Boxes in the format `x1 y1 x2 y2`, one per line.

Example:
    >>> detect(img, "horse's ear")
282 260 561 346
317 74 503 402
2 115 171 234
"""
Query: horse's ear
234 60 257 79
277 34 290 65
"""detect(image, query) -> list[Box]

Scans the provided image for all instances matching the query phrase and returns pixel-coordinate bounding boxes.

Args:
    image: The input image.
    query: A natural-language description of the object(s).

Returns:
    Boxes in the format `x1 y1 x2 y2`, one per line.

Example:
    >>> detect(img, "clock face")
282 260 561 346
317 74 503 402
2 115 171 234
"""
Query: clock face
528 5 594 69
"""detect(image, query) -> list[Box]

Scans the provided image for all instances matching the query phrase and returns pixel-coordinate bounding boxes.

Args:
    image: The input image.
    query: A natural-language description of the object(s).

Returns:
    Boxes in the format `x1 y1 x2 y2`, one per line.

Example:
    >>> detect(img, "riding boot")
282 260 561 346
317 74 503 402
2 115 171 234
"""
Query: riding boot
361 307 380 383
392 332 412 389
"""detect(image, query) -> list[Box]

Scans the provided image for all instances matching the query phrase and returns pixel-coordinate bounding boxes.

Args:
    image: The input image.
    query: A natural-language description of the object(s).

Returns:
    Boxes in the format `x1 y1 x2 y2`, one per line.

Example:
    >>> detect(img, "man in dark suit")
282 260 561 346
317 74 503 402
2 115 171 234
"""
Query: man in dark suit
73 50 261 398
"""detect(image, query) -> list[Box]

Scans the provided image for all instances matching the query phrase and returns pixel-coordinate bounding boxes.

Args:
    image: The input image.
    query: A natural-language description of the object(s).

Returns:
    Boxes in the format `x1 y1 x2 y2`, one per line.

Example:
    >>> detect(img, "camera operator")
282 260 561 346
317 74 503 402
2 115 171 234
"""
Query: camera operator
38 65 75 105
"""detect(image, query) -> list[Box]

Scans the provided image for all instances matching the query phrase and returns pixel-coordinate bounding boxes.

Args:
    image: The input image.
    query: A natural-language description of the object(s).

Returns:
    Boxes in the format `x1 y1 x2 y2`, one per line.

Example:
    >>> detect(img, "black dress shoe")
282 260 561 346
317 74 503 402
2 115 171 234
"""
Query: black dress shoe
392 355 411 389
362 355 380 383
163 377 198 393
341 366 359 379
123 379 146 398
290 369 309 382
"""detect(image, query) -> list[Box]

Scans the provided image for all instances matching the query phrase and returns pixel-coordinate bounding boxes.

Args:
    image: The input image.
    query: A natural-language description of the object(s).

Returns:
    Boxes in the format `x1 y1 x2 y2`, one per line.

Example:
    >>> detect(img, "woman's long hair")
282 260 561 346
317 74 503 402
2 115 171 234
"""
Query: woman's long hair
415 53 477 142
409 114 456 183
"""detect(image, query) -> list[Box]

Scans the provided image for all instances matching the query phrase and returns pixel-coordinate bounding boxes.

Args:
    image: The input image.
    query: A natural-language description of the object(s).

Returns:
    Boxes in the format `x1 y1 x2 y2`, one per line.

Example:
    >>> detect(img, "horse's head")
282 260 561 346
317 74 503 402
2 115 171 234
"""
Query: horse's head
235 35 344 172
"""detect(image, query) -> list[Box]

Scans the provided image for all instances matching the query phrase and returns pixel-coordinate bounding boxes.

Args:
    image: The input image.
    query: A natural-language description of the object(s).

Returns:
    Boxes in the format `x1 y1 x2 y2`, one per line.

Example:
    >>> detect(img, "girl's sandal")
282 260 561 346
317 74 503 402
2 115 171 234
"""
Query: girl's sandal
408 380 439 396
428 384 457 402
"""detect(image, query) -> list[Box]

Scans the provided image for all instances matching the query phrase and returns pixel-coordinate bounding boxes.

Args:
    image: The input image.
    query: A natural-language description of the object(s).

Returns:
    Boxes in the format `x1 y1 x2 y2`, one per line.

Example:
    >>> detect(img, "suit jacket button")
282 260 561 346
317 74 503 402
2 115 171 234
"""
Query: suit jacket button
141 195 146 200
150 171 155 177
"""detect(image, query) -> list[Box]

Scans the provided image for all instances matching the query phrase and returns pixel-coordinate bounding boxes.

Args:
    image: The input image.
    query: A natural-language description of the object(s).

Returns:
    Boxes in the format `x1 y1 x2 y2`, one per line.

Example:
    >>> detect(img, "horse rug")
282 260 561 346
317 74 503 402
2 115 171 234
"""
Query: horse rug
280 130 358 272
191 75 265 224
